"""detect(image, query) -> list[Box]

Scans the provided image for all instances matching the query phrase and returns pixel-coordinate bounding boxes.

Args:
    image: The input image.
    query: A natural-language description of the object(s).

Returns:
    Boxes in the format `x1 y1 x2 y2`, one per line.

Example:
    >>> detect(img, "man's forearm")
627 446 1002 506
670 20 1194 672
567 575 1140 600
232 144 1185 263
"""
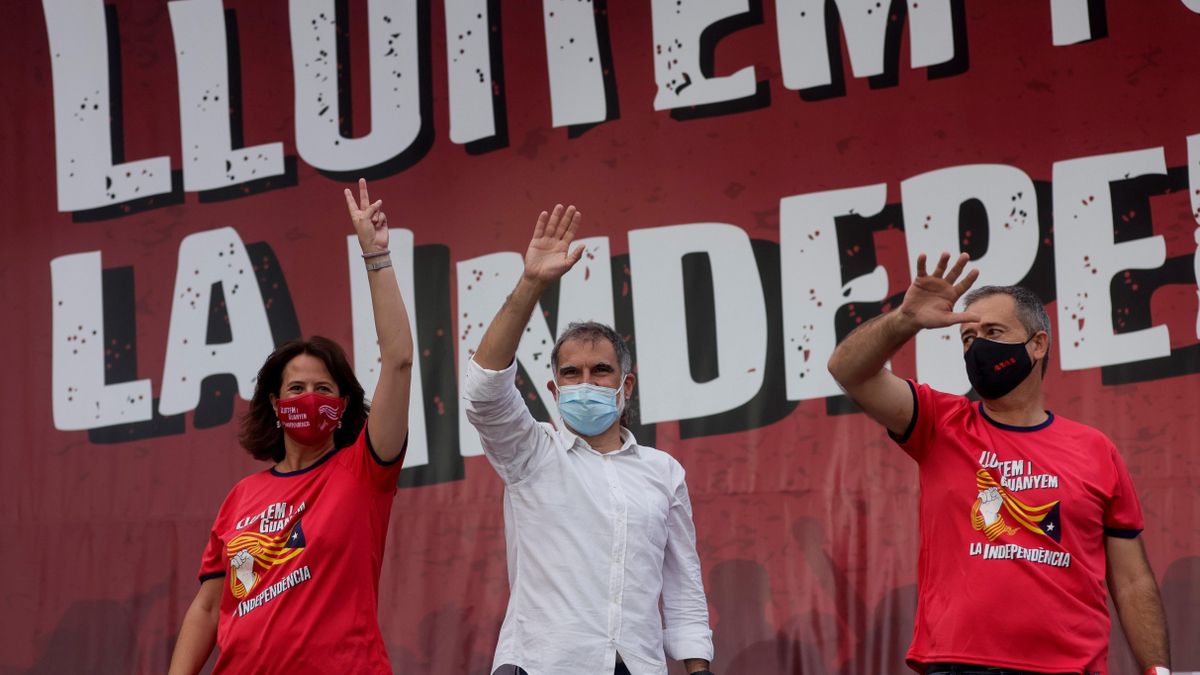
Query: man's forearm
1115 575 1171 670
827 310 920 386
683 658 710 673
474 276 548 370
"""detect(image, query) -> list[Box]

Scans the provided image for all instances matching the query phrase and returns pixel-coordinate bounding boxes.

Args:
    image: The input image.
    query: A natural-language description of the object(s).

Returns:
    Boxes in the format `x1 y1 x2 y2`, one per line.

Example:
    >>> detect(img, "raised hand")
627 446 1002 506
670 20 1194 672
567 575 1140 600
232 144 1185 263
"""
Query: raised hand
523 204 584 283
898 252 980 329
344 178 389 252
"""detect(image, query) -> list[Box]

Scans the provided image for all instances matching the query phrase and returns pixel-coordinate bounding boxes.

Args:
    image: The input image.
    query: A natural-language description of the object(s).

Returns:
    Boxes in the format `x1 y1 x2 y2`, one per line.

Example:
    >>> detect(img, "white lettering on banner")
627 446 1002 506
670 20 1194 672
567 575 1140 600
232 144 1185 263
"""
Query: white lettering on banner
906 0 958 70
776 0 957 91
1052 148 1170 370
445 0 497 144
1187 134 1200 340
650 0 757 110
629 224 767 424
50 252 154 430
167 0 285 191
456 253 551 458
1049 0 1101 46
42 0 172 211
159 228 275 415
289 0 422 172
780 184 891 401
542 0 608 128
40 5 1156 211
48 143 1200 436
901 165 1040 394
455 239 613 456
348 231 429 468
554 238 615 333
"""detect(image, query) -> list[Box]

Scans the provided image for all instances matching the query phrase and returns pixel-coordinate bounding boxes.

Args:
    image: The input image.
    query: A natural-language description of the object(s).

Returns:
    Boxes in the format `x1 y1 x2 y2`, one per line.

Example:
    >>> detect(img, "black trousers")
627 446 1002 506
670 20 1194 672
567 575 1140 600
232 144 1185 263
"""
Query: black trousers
926 663 1082 675
497 664 631 675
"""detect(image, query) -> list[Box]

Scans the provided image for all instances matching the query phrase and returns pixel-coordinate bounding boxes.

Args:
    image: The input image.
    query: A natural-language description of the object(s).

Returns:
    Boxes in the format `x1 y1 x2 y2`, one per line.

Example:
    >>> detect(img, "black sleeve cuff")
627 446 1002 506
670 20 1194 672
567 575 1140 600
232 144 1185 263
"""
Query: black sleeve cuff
887 379 919 445
199 571 226 583
1104 527 1143 539
366 426 409 467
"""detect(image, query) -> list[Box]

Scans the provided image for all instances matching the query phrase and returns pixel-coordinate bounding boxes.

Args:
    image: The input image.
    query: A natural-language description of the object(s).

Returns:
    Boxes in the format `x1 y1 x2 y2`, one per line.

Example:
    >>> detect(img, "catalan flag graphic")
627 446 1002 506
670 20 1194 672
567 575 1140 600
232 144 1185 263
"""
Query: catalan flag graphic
971 469 1062 542
226 519 307 598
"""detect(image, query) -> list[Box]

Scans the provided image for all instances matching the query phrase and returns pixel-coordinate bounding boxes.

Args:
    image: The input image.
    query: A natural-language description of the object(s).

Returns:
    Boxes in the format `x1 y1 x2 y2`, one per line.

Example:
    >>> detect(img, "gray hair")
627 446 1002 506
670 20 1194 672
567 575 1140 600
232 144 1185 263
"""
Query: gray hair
550 321 633 377
963 285 1051 374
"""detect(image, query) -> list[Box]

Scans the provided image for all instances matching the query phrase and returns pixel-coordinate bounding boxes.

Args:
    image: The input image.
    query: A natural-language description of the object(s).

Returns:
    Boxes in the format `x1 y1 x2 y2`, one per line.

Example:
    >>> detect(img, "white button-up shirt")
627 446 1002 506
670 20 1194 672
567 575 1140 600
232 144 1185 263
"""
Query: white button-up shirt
463 358 713 675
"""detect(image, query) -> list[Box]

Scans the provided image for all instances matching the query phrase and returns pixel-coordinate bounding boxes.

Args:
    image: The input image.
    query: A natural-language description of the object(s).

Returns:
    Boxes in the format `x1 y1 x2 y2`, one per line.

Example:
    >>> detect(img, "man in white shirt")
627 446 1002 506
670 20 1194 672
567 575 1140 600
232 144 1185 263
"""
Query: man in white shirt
464 204 715 675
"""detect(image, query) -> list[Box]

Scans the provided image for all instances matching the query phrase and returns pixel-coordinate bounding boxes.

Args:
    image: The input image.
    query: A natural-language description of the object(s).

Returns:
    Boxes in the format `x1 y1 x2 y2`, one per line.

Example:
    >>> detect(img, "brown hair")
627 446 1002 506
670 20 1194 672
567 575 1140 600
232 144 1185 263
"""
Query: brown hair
238 336 369 462
550 321 633 376
551 321 636 428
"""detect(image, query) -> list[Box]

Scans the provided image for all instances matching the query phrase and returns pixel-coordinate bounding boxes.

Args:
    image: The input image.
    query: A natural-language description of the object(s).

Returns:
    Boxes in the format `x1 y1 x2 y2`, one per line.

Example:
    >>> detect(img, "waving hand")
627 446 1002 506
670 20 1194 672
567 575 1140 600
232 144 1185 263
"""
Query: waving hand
898 252 981 329
523 204 584 283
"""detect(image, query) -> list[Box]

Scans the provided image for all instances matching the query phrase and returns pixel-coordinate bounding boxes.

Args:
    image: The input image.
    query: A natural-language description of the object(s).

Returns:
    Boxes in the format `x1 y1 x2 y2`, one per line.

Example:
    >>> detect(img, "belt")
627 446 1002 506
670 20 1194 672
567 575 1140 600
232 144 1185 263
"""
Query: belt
926 664 1080 675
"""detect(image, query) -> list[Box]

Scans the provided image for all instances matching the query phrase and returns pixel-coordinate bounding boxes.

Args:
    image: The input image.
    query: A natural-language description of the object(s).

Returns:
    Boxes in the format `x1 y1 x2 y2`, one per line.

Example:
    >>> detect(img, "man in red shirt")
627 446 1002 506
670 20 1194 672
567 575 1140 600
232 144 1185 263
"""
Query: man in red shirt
827 252 1171 675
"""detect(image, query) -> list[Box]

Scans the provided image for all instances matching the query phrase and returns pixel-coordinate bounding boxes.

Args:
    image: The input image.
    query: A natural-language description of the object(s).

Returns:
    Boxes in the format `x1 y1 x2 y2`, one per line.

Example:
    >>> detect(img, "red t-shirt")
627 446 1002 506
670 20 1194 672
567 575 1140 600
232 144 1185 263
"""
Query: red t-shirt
894 381 1143 675
199 427 405 675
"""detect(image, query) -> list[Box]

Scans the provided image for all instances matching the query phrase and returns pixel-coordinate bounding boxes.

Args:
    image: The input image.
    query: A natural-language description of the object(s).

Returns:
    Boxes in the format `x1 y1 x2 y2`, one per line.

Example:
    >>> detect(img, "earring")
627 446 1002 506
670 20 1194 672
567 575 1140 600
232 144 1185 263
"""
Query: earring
337 420 342 429
275 420 281 428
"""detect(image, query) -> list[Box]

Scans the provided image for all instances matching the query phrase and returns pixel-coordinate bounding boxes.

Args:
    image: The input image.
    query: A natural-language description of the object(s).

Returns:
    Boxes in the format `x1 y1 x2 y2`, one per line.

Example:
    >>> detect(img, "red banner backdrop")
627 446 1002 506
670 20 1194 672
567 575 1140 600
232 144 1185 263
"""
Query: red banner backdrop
2 1 1199 673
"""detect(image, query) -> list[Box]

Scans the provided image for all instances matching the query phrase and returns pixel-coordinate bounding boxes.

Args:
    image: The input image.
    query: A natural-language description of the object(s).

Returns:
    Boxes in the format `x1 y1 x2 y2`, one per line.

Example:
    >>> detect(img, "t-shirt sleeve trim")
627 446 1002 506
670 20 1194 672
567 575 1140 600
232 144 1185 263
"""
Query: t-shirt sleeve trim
1104 527 1143 539
366 426 408 467
887 379 919 445
199 571 226 583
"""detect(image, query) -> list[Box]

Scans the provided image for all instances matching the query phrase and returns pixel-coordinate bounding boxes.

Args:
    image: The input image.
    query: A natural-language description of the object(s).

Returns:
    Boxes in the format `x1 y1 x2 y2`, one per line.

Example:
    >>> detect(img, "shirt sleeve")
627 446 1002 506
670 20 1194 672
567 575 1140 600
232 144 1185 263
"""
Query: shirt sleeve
889 379 940 463
660 461 714 662
1103 444 1144 538
462 357 556 486
340 424 407 493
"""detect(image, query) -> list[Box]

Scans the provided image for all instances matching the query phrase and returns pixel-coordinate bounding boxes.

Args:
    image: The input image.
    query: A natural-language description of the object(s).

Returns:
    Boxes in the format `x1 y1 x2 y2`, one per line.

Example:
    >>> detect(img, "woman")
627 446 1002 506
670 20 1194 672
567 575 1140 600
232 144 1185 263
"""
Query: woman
168 179 413 675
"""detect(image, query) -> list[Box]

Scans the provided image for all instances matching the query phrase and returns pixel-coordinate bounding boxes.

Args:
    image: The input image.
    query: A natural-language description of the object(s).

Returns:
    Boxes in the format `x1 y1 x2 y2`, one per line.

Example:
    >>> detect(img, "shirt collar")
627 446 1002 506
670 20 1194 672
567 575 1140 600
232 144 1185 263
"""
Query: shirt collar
559 425 640 457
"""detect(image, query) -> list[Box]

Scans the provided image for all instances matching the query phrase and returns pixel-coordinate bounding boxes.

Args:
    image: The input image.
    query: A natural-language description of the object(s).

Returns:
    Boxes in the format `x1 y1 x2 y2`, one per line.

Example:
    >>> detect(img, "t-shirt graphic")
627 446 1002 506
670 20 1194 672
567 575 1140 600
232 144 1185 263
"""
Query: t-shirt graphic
197 427 407 675
892 380 1144 674
971 469 1062 543
227 518 307 598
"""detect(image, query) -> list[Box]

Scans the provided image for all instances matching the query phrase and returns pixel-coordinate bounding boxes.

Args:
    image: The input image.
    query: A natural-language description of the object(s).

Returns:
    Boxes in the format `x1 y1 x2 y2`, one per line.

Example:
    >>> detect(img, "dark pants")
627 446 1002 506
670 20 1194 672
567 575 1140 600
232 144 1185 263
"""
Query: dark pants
496 664 631 675
926 664 1082 675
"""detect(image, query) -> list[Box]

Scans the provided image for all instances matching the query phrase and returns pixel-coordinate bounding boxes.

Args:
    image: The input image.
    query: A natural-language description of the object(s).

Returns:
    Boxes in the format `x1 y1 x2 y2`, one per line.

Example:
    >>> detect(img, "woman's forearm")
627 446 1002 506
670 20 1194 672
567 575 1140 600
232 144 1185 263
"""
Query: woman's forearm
167 589 219 675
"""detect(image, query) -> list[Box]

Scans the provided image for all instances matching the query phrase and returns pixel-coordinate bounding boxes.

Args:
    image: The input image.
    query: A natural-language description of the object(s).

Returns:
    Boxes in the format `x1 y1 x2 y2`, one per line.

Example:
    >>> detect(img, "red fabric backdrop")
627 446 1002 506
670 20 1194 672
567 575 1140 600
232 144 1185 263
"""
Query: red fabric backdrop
1 1 1198 673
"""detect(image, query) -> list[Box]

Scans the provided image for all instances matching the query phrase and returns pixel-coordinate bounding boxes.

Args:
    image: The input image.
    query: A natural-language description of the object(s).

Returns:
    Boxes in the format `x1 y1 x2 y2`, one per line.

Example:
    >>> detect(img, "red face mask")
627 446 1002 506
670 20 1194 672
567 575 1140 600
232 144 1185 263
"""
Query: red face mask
275 392 345 446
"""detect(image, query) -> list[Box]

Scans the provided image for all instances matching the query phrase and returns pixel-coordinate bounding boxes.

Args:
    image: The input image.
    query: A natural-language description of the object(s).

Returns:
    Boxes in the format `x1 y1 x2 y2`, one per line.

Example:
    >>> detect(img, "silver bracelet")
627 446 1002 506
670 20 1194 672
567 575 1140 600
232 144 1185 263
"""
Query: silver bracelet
365 259 393 271
362 249 391 259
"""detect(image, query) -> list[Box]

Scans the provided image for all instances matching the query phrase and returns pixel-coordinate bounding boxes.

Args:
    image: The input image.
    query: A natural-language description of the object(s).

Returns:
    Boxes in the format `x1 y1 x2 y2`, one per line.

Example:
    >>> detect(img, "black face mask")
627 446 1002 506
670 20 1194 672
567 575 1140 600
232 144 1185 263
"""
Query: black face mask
964 335 1037 400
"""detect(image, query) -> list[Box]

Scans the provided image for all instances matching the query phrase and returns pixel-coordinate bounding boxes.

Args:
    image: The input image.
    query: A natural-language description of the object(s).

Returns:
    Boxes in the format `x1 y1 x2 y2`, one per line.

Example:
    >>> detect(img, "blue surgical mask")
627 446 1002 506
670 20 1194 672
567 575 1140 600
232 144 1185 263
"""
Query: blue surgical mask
557 382 623 437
